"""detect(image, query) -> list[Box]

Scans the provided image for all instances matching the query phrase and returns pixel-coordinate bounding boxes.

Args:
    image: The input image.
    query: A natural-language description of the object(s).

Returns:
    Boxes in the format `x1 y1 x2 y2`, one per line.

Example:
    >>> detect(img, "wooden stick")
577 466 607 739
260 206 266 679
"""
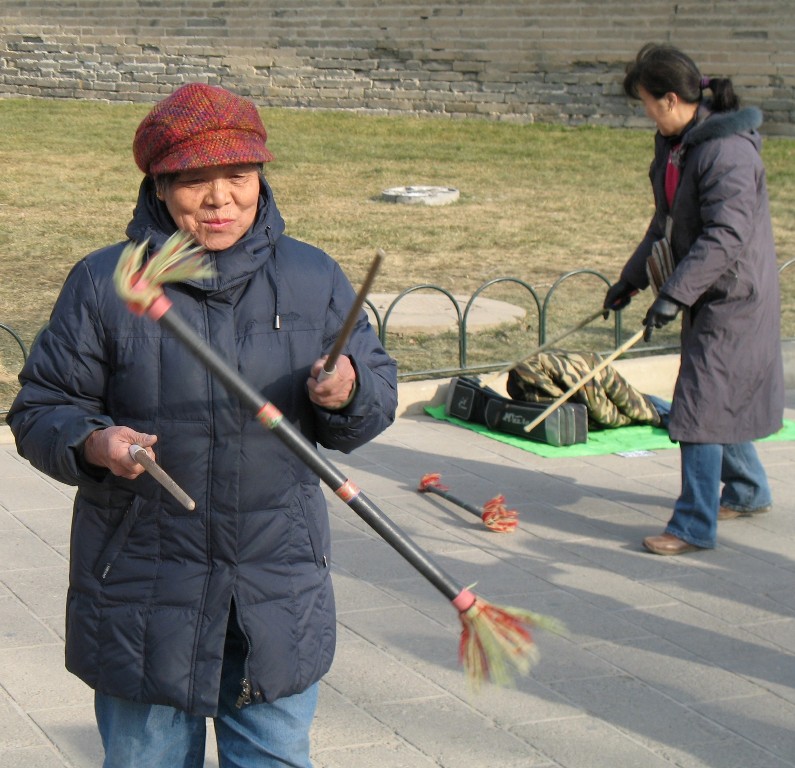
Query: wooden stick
522 328 646 434
319 249 384 381
479 307 605 389
129 444 196 511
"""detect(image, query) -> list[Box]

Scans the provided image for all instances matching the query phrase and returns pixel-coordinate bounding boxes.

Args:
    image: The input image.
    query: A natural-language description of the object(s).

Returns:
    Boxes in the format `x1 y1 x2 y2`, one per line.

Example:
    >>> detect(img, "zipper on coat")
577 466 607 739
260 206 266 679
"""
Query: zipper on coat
235 677 252 709
94 499 137 582
233 601 260 708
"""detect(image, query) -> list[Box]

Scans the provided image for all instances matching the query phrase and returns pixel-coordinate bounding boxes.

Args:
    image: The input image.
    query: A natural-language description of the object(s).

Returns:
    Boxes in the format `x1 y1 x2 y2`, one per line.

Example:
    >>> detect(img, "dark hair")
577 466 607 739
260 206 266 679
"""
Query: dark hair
624 43 739 112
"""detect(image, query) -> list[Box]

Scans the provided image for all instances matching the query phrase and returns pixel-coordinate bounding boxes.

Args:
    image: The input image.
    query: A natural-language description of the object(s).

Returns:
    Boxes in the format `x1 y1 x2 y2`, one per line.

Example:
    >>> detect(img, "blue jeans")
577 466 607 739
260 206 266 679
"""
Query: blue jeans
645 394 672 430
665 441 772 549
95 622 318 768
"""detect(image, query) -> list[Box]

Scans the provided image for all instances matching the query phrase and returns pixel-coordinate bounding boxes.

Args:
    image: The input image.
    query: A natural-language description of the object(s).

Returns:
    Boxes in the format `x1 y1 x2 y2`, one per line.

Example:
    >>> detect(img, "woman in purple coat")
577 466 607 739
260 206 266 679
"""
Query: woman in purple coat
604 44 784 556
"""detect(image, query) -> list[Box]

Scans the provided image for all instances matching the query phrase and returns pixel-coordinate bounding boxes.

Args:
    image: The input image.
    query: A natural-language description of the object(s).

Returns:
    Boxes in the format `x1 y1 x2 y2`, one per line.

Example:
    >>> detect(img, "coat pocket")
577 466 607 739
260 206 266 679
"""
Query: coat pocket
92 496 143 582
295 482 329 569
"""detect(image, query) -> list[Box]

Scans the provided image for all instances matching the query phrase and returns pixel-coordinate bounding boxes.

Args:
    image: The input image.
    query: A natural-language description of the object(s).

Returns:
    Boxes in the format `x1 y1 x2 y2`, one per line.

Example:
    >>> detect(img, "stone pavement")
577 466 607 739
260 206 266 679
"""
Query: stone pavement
1 386 794 767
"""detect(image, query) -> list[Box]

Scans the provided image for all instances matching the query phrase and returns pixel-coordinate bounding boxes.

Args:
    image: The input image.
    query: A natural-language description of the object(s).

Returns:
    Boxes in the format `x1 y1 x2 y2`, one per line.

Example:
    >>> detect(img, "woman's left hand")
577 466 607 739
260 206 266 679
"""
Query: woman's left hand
307 355 357 410
643 294 681 341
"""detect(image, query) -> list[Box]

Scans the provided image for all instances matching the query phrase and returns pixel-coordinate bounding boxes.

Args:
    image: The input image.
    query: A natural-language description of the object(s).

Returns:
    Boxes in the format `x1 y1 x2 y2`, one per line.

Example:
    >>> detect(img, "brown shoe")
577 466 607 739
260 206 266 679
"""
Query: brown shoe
642 533 702 556
718 504 771 521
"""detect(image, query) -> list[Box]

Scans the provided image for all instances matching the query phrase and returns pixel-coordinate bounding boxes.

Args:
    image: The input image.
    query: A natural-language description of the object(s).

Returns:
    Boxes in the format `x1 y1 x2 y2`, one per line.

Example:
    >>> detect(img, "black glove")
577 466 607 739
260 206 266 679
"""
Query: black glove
642 294 681 342
603 279 637 318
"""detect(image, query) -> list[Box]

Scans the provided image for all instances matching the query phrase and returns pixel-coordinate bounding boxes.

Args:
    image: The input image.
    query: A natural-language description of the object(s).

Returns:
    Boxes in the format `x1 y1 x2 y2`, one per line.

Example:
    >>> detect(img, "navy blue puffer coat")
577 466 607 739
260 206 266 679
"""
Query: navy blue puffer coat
7 176 398 716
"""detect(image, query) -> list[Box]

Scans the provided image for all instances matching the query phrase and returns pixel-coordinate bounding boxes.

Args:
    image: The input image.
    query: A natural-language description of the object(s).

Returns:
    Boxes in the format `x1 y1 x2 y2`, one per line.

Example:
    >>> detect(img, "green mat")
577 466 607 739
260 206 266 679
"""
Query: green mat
424 404 795 458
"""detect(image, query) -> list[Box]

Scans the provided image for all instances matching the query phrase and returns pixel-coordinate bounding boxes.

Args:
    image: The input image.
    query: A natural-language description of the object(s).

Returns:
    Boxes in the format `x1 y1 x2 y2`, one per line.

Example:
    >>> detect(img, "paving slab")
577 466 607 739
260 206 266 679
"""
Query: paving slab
0 385 794 767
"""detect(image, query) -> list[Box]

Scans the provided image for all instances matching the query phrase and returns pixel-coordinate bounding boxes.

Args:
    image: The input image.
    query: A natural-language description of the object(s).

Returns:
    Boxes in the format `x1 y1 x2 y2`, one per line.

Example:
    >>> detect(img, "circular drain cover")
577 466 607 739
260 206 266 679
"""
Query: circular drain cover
381 185 460 206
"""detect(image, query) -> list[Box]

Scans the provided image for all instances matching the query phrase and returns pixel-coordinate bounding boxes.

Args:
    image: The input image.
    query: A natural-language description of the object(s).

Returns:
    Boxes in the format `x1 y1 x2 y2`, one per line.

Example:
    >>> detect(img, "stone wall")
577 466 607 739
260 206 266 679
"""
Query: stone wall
1 1 794 134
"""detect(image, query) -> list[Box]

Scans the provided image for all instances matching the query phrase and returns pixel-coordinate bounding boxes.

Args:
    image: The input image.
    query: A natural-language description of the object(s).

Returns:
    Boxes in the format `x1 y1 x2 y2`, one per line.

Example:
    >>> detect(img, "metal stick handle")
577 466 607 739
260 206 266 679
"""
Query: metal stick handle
129 444 196 511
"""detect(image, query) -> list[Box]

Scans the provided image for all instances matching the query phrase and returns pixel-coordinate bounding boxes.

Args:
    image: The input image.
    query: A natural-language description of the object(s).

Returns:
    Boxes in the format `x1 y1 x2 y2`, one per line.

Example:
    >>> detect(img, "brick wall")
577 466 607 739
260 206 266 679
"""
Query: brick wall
1 1 793 134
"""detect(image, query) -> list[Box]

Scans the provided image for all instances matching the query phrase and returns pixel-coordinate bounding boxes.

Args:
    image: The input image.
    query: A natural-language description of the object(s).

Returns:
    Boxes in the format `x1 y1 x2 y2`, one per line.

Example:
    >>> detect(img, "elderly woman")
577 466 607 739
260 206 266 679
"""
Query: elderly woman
604 44 784 556
7 83 397 766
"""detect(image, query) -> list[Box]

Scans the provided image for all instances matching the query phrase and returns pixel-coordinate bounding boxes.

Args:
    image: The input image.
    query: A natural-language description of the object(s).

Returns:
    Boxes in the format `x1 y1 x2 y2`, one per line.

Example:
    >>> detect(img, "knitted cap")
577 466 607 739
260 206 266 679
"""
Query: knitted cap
133 83 274 175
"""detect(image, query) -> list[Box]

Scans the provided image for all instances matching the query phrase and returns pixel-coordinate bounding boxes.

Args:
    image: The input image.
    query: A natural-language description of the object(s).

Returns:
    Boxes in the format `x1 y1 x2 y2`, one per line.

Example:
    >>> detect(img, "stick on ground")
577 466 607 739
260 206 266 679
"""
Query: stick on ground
418 473 518 532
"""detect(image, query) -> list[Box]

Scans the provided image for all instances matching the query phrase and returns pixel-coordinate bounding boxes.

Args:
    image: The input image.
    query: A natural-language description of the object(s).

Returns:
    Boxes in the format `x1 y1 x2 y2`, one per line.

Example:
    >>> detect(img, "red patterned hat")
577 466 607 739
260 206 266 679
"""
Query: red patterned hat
133 83 275 175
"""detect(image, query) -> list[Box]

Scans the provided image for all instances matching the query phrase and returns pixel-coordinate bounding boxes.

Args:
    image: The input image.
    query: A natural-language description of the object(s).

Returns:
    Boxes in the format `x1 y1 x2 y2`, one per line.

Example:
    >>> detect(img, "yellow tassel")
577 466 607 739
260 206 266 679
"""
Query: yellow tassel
459 597 566 690
113 231 214 313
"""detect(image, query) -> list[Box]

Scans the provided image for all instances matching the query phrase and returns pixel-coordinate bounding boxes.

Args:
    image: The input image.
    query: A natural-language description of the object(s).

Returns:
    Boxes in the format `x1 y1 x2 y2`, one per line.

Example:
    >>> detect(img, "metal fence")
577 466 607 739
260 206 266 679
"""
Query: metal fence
368 269 647 380
3 262 795 414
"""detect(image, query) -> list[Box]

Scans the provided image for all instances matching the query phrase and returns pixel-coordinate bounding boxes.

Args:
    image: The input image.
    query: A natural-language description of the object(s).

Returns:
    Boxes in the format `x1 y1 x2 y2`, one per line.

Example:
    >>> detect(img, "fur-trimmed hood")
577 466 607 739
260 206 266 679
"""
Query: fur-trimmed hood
682 105 763 150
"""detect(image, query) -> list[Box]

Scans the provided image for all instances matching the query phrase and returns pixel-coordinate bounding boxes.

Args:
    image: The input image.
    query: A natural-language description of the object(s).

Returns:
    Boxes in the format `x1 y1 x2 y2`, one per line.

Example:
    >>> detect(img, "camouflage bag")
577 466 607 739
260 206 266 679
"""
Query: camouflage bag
507 350 661 429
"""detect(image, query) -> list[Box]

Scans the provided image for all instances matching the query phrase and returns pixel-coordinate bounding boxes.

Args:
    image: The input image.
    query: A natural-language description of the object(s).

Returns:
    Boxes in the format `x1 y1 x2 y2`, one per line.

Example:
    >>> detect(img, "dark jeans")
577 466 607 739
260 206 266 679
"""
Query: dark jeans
665 441 772 549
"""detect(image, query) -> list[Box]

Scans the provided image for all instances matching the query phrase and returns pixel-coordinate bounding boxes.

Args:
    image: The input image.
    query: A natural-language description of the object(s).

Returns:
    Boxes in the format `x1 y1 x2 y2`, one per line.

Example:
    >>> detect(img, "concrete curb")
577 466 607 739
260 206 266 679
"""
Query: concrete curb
396 353 681 417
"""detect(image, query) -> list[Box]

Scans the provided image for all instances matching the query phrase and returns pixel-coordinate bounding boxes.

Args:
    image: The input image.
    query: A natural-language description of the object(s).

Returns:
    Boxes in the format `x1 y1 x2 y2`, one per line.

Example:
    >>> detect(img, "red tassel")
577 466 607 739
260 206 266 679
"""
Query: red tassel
481 495 519 533
418 472 447 492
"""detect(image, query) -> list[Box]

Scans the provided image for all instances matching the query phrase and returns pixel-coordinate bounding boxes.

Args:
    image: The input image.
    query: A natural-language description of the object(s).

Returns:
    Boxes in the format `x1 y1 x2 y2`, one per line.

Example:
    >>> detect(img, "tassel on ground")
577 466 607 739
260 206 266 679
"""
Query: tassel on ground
418 473 518 533
480 495 518 533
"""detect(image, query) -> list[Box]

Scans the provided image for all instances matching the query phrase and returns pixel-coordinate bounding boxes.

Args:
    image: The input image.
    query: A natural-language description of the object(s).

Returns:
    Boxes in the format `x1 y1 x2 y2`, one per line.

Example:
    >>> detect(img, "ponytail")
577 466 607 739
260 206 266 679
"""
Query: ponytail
701 77 740 112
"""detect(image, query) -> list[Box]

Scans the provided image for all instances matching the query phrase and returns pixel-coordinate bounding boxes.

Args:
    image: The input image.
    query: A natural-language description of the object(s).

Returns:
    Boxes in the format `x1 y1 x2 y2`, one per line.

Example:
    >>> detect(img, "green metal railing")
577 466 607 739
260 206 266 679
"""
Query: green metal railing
3 262 795 412
369 269 644 380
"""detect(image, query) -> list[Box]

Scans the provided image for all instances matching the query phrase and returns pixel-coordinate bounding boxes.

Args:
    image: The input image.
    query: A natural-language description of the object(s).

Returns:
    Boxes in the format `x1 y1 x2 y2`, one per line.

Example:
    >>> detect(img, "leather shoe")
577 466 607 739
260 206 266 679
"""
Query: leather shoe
642 533 702 556
718 504 771 521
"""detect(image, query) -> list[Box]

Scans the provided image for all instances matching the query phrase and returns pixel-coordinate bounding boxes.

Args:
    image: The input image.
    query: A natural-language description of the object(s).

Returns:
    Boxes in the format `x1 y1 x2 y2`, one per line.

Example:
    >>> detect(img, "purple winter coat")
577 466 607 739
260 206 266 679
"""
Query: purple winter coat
620 105 784 443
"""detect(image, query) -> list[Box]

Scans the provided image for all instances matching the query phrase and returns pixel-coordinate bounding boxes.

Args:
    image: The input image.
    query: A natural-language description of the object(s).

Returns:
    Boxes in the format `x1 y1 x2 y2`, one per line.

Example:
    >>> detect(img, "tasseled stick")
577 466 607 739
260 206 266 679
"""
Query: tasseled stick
114 232 213 316
418 473 518 533
113 234 564 690
456 588 565 689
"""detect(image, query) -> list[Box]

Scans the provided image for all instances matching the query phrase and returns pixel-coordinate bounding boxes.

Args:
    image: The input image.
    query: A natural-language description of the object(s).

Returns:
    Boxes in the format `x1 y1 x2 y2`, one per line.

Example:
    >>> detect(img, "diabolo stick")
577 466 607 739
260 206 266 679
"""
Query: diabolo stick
479 307 606 390
113 232 564 689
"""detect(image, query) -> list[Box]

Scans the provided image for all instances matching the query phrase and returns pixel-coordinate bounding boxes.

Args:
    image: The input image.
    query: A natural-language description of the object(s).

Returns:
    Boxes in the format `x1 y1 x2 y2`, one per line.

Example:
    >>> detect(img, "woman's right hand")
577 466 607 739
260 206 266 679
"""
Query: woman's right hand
603 279 638 315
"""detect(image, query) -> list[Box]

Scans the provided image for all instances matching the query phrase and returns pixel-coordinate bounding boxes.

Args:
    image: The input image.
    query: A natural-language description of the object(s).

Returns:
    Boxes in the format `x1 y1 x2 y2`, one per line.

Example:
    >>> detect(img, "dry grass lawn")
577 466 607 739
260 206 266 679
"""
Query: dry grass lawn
1 98 794 399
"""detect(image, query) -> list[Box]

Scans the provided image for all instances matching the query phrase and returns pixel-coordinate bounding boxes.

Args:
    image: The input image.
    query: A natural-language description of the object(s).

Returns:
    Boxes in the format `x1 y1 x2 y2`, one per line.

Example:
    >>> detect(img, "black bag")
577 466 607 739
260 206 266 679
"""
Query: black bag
445 376 588 447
